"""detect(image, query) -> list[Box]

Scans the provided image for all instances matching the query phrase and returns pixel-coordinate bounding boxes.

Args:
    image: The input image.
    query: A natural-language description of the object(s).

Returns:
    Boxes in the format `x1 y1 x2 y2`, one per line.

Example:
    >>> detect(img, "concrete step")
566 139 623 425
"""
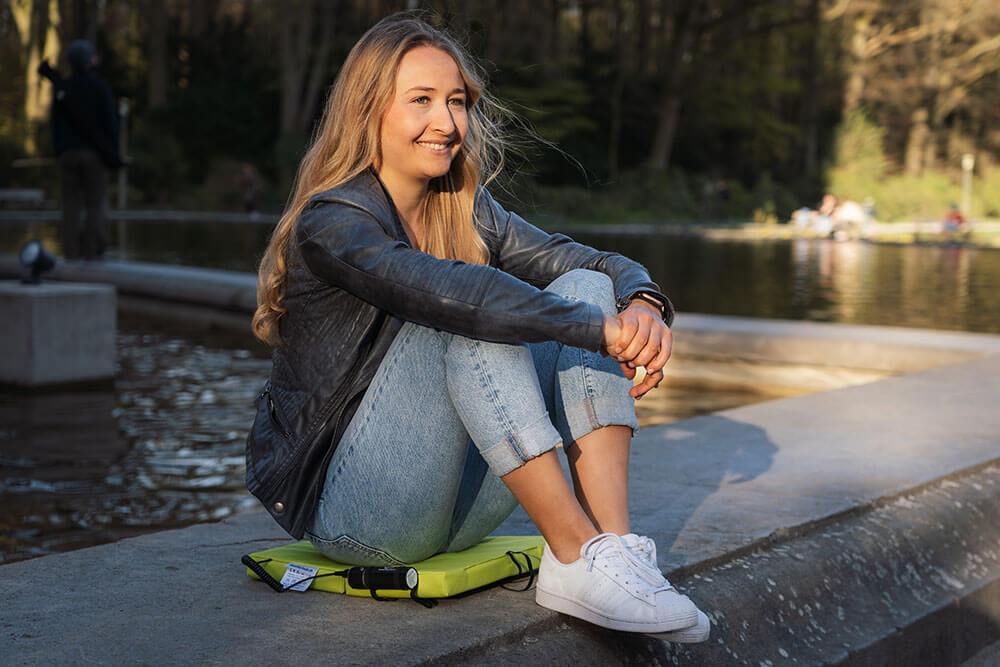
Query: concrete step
2 256 998 664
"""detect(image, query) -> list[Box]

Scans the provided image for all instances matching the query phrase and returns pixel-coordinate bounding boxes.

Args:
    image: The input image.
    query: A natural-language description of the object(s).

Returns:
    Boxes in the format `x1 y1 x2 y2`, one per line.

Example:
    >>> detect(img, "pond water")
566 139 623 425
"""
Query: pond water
0 323 266 564
4 219 998 333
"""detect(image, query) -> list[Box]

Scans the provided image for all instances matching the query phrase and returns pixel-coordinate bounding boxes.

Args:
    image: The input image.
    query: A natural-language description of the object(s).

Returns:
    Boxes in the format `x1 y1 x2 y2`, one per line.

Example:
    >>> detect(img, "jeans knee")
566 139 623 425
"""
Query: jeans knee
545 269 614 312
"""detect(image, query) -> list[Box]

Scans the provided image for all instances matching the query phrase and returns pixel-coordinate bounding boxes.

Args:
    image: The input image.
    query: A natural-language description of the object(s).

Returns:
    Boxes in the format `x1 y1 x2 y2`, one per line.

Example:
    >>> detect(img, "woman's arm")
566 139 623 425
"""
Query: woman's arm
296 199 607 352
481 189 673 323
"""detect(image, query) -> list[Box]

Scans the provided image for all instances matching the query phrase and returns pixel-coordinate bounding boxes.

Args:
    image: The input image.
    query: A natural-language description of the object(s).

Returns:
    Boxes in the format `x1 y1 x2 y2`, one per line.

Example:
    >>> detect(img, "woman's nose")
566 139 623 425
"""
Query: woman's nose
429 101 457 134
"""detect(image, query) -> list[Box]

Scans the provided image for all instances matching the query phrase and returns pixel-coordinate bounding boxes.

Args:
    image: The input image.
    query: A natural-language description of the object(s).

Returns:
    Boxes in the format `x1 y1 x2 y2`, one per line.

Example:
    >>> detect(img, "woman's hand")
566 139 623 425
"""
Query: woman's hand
601 302 673 400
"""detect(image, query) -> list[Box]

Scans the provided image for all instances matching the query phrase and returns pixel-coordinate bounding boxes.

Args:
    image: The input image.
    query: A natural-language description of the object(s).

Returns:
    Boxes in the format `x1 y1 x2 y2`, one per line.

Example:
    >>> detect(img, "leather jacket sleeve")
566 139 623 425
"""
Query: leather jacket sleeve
483 191 672 314
296 200 607 351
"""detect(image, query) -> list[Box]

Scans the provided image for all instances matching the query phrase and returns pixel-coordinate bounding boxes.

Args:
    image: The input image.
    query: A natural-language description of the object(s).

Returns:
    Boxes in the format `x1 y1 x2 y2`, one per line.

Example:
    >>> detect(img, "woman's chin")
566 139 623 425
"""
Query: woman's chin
422 163 454 180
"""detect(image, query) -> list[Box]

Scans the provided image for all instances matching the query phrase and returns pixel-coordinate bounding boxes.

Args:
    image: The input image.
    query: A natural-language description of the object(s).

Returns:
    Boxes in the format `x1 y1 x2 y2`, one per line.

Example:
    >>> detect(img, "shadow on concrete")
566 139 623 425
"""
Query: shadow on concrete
496 413 779 573
628 413 778 569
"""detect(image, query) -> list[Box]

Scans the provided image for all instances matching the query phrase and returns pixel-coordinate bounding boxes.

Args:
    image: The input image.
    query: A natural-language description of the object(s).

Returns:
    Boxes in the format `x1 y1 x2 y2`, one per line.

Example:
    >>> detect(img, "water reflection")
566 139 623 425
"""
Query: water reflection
584 233 998 333
1 222 997 332
0 330 270 564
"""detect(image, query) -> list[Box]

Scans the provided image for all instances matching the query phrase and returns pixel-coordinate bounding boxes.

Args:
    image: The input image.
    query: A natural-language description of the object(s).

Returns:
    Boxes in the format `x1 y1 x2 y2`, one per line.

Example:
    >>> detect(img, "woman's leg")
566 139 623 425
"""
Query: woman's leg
529 269 640 536
443 269 640 561
307 320 476 566
309 268 637 566
308 310 598 566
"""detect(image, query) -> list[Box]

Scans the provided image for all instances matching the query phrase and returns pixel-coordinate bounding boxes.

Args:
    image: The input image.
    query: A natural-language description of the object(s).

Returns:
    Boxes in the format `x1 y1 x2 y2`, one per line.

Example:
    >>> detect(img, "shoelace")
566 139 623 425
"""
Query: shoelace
622 535 676 594
585 535 674 598
631 535 657 566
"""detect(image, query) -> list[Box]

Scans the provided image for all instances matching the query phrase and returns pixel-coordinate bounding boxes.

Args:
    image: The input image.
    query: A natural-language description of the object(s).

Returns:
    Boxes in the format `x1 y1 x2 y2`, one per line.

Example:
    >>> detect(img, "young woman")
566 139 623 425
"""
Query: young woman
247 13 708 638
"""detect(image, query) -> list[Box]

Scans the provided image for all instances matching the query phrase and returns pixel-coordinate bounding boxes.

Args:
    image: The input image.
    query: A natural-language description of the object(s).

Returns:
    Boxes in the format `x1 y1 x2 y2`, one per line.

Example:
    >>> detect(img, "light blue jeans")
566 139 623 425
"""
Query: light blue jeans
306 269 640 566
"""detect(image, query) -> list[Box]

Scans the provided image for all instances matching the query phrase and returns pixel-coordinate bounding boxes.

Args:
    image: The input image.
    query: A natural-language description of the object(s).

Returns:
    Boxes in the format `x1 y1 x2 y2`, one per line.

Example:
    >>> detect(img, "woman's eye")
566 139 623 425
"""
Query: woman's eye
413 96 430 104
449 98 466 107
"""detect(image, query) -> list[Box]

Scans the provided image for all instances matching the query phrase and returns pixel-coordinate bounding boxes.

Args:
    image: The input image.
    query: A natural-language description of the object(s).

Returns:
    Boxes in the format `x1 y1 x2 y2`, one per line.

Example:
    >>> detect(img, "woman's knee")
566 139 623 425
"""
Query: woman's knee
544 269 615 313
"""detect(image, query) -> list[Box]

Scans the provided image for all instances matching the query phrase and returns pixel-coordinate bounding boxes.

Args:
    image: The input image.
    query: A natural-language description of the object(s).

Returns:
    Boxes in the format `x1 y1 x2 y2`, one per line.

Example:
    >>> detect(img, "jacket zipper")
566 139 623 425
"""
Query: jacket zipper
265 390 291 439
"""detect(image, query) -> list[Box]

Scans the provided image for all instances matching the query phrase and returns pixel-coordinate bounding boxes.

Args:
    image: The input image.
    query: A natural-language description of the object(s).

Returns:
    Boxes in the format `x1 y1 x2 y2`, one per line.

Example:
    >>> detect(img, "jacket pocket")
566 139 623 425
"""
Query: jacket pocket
245 385 296 496
265 390 292 438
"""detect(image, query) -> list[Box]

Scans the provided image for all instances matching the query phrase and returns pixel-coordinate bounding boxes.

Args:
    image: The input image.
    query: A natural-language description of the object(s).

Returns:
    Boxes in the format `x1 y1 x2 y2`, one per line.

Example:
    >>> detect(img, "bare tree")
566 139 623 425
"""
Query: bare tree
145 0 168 109
278 0 339 137
10 0 62 155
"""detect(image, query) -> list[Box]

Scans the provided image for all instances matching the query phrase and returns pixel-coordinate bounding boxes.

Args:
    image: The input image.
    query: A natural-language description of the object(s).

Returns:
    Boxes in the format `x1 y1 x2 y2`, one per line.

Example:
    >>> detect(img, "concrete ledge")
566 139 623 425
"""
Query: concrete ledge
2 256 999 663
0 257 257 314
672 313 1000 374
2 354 998 664
2 475 994 666
4 255 997 375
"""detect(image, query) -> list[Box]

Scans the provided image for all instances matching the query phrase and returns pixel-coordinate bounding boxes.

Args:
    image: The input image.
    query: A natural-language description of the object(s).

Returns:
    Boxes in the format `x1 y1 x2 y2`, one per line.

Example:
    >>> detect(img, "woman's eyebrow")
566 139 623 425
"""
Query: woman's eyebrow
404 86 466 94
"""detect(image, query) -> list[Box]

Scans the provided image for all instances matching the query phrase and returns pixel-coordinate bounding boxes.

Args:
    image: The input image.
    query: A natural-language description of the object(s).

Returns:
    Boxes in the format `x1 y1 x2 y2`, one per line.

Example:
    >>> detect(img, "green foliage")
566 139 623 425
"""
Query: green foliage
975 169 1000 219
1 2 993 220
827 110 889 185
826 111 997 222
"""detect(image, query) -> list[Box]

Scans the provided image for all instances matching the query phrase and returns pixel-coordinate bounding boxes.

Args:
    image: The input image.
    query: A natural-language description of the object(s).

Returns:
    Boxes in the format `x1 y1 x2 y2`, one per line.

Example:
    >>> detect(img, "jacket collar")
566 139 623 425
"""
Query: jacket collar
306 167 410 246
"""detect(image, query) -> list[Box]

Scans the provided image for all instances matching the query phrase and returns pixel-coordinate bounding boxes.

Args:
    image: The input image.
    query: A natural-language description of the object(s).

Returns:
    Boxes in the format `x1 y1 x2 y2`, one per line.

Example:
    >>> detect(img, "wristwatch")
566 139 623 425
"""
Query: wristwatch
615 289 675 328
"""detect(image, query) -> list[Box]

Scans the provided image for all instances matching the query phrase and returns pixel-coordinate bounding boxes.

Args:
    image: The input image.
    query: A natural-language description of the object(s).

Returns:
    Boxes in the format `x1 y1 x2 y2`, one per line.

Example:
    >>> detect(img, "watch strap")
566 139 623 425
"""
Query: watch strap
615 290 675 328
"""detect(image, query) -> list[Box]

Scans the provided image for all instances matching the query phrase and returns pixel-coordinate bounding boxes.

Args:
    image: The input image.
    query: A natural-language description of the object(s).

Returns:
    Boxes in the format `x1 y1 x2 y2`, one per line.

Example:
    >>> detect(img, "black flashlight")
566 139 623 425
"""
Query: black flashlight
347 566 418 591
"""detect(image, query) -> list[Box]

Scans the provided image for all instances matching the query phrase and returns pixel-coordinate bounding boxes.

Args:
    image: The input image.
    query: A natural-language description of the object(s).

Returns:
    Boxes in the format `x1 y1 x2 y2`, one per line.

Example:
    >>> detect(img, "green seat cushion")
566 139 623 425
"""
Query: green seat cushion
245 535 544 599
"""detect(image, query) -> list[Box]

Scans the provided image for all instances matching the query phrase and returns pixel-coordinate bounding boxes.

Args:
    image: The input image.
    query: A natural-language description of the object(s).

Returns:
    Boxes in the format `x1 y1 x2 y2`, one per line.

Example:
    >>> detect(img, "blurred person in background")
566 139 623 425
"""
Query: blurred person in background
38 39 123 260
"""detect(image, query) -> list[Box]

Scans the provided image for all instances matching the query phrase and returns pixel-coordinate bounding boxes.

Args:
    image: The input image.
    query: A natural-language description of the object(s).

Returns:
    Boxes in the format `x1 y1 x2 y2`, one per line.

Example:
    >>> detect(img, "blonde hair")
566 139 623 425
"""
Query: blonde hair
252 13 511 347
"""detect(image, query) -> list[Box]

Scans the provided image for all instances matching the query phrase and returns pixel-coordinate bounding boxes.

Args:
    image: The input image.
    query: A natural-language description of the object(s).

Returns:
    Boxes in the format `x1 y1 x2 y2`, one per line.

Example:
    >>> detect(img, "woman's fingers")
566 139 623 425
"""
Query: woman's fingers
610 313 636 356
613 315 648 362
630 367 663 399
621 325 673 399
643 329 673 374
602 314 623 352
604 309 673 400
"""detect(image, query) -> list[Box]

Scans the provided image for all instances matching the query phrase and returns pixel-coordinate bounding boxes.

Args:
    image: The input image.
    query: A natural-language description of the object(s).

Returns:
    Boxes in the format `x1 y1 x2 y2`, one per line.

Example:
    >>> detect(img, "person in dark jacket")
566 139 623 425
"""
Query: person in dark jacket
38 39 121 260
247 13 708 639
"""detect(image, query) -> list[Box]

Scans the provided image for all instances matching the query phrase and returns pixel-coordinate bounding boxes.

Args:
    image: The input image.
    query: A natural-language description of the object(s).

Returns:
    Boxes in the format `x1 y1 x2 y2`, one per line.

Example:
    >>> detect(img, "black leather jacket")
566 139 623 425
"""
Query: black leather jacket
245 167 674 538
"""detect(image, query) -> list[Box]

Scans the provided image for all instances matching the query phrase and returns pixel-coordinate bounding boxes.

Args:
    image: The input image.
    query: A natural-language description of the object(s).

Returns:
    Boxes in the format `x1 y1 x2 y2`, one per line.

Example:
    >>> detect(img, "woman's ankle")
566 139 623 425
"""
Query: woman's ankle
548 528 600 565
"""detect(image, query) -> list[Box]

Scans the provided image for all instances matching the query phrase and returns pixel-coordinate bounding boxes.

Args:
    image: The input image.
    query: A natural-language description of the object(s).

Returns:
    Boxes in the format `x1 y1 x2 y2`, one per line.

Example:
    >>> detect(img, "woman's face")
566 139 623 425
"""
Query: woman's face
379 46 468 186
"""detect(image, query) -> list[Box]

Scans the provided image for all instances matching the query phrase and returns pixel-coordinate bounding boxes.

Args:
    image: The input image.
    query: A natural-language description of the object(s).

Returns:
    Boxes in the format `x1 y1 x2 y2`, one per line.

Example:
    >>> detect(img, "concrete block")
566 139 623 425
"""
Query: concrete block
0 280 116 386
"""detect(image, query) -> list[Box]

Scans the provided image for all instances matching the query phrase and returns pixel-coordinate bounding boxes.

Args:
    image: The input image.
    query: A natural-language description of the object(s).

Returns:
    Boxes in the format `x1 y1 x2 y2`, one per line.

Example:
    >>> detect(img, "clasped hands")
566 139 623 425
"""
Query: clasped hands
600 300 673 400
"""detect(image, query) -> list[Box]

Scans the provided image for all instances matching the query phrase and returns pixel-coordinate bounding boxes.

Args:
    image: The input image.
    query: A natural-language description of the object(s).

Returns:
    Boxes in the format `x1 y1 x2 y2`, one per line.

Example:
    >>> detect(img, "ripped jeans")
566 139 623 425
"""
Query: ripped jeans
306 269 640 566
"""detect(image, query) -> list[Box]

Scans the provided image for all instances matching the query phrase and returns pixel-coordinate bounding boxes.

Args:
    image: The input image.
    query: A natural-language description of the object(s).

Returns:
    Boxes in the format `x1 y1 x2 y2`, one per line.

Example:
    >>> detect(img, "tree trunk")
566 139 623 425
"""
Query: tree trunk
146 0 168 109
921 13 946 175
801 0 821 178
13 0 62 156
904 107 929 176
540 0 561 75
579 0 593 74
276 0 337 184
636 0 650 77
844 14 869 113
648 0 699 172
607 0 626 181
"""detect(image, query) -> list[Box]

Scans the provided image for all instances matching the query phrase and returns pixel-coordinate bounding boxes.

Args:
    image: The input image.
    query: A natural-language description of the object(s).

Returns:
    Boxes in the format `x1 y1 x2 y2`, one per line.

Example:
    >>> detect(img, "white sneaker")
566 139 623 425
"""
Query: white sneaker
535 532 699 633
620 533 711 643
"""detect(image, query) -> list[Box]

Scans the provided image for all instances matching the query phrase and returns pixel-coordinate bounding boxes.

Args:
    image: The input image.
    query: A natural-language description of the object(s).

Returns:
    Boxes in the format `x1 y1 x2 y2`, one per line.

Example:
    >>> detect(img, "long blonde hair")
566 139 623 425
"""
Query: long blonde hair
252 13 511 347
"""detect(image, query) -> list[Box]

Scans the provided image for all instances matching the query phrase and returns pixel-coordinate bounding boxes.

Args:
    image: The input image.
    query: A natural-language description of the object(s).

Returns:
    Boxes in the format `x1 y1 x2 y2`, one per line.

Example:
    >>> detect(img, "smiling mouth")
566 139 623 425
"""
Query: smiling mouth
416 140 454 152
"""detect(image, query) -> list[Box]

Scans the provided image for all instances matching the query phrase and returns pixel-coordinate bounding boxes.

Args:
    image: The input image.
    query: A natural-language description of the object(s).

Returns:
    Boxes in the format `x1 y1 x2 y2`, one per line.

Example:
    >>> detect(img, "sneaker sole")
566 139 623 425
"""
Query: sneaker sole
648 609 710 643
535 587 699 633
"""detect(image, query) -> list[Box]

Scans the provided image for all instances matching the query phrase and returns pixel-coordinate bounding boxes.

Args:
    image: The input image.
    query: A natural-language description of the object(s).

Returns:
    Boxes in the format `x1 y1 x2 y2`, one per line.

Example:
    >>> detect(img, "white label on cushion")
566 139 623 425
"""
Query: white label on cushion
280 562 319 592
